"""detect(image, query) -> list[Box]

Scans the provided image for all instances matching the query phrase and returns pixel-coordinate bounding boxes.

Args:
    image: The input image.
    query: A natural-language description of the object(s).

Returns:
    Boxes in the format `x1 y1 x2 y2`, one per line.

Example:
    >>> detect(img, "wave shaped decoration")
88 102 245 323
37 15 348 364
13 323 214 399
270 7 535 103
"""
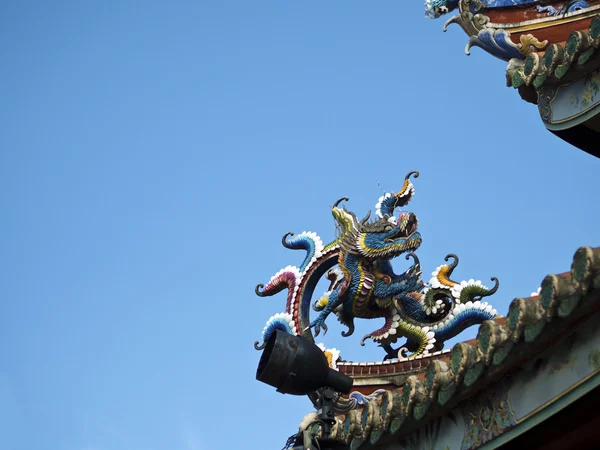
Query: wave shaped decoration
466 28 524 61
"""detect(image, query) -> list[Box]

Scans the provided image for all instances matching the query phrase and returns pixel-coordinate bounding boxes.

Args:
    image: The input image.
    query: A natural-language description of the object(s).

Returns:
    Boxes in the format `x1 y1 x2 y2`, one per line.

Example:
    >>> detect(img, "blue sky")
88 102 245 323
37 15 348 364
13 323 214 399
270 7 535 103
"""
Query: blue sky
1 2 598 450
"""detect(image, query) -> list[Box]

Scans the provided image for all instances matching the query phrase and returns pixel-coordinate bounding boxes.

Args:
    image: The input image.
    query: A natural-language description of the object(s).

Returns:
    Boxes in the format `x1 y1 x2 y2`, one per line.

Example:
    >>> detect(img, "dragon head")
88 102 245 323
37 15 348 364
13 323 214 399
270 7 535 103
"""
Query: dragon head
332 171 422 261
425 0 460 18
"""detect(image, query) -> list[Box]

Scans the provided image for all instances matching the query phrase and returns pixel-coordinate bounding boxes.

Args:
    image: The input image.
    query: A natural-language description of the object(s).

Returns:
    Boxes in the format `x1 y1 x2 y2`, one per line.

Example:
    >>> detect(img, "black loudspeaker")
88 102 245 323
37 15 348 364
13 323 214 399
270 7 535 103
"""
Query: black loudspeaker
256 330 353 395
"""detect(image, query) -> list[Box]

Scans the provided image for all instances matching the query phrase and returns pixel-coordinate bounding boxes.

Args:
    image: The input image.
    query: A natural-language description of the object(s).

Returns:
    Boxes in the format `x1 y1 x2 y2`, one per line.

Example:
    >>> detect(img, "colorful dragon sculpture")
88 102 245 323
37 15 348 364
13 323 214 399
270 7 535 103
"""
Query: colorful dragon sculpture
254 171 499 361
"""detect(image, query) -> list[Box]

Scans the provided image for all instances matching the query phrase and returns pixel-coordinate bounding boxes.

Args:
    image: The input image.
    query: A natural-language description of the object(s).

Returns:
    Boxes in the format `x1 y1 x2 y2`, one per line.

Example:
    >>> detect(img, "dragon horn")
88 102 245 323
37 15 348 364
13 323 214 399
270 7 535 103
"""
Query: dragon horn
360 210 371 225
375 171 419 219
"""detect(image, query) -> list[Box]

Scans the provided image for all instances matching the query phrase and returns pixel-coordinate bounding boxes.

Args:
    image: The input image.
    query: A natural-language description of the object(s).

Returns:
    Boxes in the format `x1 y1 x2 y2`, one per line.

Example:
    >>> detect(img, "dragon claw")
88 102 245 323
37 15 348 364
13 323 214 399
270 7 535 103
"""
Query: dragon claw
308 318 328 337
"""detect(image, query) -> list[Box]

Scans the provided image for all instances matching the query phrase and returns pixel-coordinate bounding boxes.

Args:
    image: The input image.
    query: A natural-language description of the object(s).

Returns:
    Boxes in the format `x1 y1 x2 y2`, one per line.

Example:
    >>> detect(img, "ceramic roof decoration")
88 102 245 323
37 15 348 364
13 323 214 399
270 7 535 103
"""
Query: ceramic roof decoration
255 171 500 364
424 0 600 156
253 173 600 449
295 246 600 449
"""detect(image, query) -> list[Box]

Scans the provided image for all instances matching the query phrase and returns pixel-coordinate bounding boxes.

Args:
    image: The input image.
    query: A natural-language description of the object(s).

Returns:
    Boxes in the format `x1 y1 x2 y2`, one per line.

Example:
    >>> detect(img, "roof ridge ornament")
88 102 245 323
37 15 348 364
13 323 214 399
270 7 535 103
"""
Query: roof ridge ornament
254 171 499 362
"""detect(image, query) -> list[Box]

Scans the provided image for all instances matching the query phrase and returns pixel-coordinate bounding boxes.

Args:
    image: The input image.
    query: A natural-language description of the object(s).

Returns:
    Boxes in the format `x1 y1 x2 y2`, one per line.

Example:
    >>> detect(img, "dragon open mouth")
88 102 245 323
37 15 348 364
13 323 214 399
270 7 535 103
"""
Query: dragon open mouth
397 212 418 236
386 212 419 243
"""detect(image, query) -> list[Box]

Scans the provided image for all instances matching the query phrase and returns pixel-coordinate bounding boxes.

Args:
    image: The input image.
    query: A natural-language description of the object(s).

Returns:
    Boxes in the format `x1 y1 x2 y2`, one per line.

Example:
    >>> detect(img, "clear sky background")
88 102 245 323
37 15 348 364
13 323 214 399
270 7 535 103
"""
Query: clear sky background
1 2 598 450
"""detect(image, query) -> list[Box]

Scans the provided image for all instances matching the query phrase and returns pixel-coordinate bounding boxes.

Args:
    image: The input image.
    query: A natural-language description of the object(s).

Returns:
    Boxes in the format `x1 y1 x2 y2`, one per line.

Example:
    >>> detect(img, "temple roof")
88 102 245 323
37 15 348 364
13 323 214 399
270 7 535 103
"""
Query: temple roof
423 0 600 154
302 246 600 449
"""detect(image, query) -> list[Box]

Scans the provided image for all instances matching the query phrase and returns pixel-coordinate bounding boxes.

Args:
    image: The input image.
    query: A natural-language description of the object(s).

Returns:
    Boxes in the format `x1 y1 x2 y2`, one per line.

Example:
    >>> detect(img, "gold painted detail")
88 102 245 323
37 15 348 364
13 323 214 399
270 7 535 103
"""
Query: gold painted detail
517 34 548 56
